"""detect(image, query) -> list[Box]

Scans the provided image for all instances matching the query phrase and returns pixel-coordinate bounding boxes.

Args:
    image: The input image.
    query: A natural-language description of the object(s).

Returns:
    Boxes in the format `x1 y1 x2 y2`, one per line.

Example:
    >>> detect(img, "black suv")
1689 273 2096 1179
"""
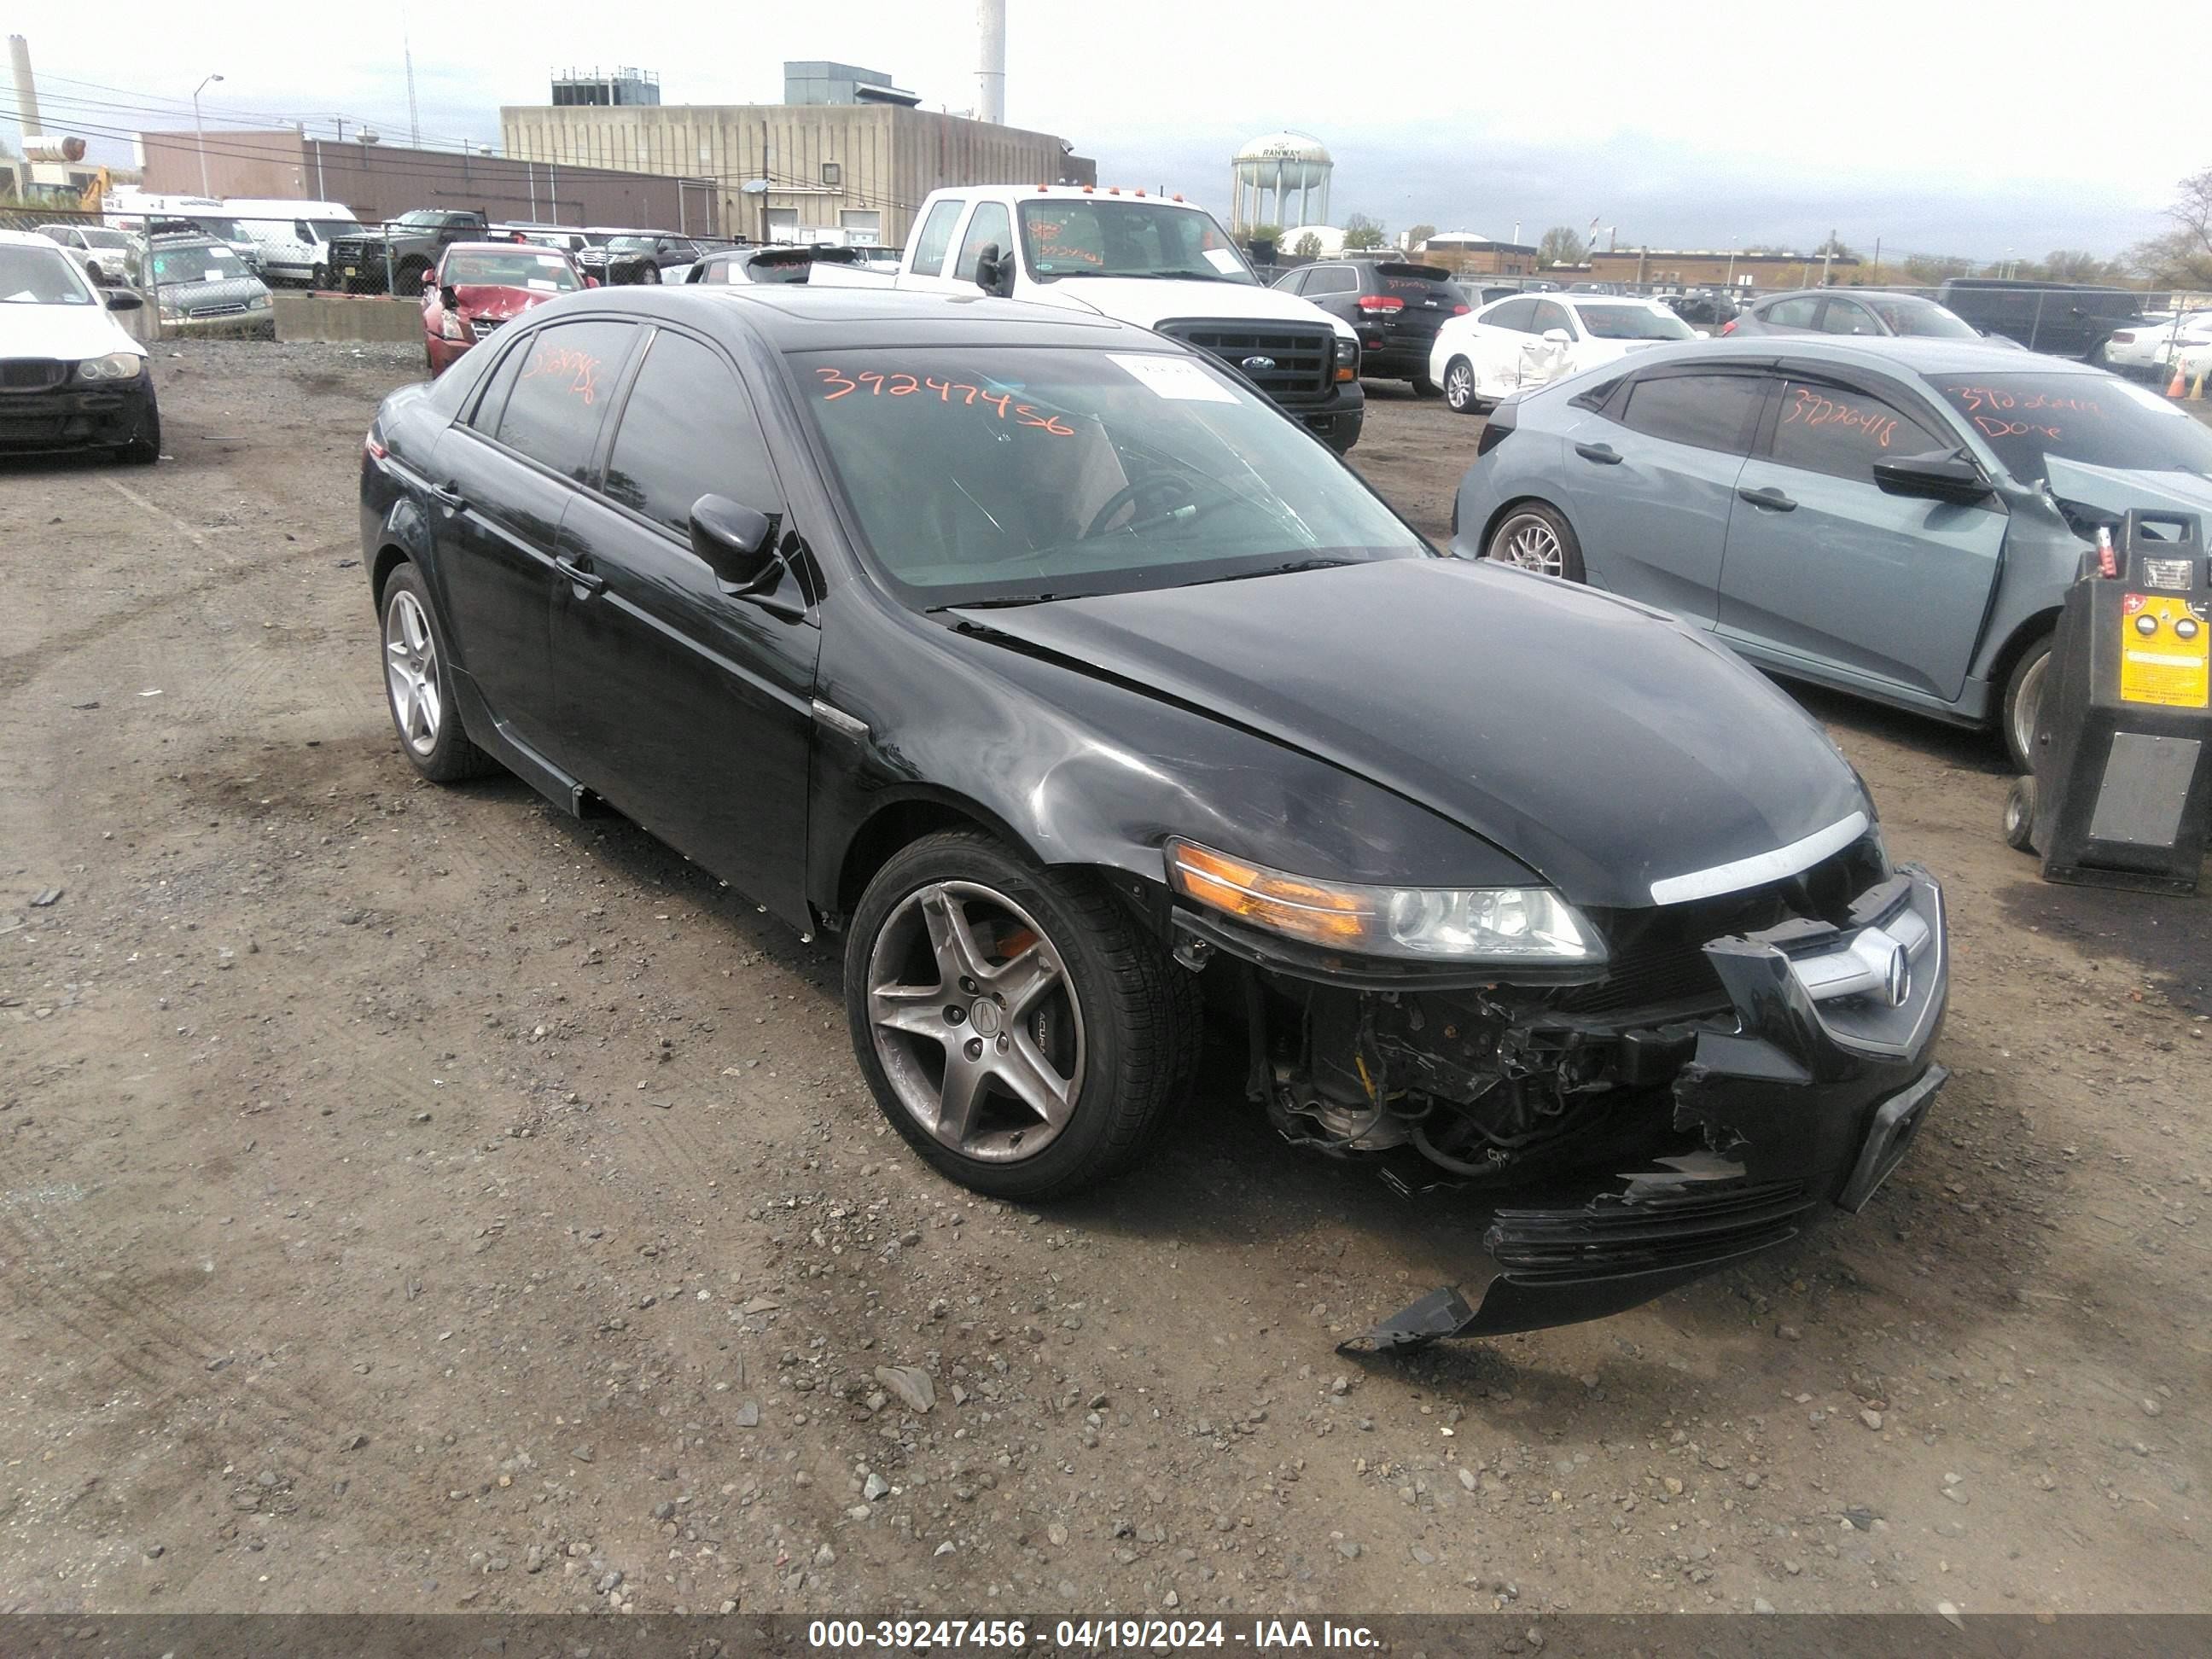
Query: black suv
1934 278 2144 360
1272 259 1467 394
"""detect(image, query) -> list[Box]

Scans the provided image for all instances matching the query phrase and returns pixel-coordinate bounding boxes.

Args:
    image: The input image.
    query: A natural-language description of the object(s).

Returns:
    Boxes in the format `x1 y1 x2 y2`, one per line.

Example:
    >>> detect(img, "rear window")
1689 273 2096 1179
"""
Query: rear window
1574 303 1696 341
1374 263 1455 297
1936 373 2212 483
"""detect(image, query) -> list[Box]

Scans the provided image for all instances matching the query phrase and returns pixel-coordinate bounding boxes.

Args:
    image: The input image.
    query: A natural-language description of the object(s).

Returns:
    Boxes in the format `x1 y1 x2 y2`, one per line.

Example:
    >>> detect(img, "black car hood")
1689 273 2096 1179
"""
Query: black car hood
951 559 1869 910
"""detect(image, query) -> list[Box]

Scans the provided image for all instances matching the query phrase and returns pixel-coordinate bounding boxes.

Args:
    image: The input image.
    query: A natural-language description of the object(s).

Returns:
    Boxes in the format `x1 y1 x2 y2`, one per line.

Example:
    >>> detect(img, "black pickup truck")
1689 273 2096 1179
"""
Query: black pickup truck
329 209 491 296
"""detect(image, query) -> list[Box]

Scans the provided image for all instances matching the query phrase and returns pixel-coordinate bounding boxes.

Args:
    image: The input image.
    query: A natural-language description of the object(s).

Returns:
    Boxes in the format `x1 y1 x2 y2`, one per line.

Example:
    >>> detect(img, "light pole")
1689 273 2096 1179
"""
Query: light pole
192 73 224 197
1726 239 1738 291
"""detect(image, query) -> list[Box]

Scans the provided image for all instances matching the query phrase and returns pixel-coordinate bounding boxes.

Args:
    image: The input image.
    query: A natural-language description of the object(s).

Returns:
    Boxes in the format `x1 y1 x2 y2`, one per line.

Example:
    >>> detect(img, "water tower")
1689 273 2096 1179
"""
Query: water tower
1231 131 1332 232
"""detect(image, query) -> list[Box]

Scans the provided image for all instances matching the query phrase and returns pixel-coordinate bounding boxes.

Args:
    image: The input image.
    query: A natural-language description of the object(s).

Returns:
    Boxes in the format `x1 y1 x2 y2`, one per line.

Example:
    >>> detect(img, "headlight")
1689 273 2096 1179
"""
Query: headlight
248 293 271 310
1165 839 1603 963
76 351 143 381
439 311 466 339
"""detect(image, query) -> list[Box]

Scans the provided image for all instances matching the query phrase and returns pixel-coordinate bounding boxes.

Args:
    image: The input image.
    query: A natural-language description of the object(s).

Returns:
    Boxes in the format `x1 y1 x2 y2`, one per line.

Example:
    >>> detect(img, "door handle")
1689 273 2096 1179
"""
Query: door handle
1738 485 1797 511
1575 441 1621 464
427 480 466 511
556 555 606 594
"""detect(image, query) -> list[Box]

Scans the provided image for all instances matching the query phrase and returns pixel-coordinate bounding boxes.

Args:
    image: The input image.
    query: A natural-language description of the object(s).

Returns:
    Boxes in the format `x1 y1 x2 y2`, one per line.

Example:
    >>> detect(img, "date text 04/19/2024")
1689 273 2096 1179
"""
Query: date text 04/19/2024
805 1619 1382 1650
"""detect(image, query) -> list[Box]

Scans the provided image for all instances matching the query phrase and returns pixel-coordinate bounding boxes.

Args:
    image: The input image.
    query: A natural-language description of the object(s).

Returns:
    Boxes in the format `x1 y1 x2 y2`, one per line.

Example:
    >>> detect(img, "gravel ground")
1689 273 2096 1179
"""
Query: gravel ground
1 341 2206 1618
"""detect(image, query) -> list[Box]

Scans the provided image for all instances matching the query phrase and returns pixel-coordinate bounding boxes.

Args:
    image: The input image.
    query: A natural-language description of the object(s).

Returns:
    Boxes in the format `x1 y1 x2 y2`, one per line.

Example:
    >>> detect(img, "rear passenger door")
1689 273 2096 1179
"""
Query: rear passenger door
433 315 641 766
1558 364 1772 626
551 324 821 926
1720 369 2005 699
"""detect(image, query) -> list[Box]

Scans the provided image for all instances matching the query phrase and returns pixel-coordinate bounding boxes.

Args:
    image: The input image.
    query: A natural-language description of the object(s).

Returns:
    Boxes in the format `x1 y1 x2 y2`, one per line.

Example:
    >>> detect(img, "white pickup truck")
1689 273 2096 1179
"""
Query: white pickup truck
893 184 1365 453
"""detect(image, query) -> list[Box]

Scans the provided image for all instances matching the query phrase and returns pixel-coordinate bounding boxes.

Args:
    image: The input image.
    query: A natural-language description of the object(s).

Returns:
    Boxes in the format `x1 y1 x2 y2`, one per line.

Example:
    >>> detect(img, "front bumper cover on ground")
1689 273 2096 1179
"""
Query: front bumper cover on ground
1353 864 1948 1349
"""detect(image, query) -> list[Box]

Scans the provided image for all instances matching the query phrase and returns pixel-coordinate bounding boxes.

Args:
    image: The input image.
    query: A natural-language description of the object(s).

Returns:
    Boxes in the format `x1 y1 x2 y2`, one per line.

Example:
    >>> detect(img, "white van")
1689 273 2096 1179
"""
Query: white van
222 199 364 288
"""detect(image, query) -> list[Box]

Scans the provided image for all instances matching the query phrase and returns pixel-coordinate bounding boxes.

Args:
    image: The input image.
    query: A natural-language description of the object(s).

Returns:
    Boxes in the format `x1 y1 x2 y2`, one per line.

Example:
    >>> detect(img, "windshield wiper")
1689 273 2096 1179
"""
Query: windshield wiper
928 594 1070 612
1174 556 1358 589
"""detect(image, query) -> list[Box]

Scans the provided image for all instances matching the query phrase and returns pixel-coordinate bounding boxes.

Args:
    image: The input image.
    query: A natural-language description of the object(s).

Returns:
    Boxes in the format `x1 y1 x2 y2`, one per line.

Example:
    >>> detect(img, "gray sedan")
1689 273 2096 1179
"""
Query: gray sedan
1451 335 2212 767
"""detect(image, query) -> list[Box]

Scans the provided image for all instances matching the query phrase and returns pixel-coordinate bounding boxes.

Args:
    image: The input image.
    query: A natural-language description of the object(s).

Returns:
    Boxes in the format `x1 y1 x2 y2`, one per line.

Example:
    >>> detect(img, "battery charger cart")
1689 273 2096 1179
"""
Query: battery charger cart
2004 510 2212 894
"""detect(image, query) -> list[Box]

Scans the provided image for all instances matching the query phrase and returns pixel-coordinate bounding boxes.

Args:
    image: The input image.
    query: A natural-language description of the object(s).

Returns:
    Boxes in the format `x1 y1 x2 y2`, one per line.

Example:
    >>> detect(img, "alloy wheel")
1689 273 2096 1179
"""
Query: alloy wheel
2010 649 2049 766
1493 514 1564 577
864 880 1086 1165
1446 361 1473 409
384 590 442 756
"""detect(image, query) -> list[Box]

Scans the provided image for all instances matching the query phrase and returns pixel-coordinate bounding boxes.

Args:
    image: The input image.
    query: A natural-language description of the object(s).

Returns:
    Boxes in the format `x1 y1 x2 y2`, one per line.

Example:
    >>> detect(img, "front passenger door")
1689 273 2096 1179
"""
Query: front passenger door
1720 374 2005 699
553 326 822 926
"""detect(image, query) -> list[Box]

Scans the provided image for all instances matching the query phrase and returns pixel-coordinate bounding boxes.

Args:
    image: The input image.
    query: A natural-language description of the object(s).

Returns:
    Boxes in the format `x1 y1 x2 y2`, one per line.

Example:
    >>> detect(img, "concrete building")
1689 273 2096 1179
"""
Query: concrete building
1591 247 1863 292
138 129 718 233
1230 132 1331 233
499 65 1092 247
1417 232 1540 276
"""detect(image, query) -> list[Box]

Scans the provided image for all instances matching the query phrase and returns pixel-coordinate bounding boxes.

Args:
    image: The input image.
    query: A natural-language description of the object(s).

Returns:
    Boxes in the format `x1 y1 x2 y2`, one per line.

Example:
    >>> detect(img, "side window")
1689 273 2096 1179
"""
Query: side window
294 219 315 242
1530 300 1575 337
1486 298 1540 332
1768 379 1942 481
467 332 531 434
953 202 1012 282
1764 296 1821 329
1618 372 1767 454
488 319 637 481
1819 299 1876 336
1321 267 1361 294
1272 269 1306 293
602 330 780 536
910 200 964 276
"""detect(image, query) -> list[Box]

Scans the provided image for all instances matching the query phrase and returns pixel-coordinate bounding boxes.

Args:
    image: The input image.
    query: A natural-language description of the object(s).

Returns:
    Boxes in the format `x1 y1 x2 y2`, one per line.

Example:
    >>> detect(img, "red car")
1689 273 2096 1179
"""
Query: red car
422 242 591 375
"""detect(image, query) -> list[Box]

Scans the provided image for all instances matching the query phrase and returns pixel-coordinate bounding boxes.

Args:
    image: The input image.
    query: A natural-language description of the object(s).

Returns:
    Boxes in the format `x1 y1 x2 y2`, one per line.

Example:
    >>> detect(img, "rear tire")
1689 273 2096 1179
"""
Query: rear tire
845 831 1201 1202
2000 634 2052 773
1486 502 1586 583
379 562 497 783
1443 357 1482 415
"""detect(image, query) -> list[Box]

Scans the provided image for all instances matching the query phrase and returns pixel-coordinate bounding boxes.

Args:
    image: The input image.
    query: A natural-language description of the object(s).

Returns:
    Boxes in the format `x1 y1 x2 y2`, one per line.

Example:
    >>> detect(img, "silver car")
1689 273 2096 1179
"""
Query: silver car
1452 335 2212 768
147 236 276 338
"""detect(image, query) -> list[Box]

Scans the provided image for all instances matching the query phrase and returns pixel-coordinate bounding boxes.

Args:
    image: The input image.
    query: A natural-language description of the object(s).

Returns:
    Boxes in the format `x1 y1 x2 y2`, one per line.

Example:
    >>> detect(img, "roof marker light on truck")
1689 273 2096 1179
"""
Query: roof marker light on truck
1108 186 1121 195
1172 194 1184 202
1082 185 1094 194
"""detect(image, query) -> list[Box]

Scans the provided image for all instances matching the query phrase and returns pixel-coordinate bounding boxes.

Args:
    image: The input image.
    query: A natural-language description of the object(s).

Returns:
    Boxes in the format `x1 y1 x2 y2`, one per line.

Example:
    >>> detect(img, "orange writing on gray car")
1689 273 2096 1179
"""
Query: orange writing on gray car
1784 385 1897 448
815 367 1074 434
524 343 601 405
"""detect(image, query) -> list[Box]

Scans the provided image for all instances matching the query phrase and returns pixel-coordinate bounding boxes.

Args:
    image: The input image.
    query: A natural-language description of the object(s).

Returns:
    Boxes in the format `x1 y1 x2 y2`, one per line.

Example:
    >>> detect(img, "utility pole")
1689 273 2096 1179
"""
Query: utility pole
760 119 771 243
402 6 421 147
192 73 224 196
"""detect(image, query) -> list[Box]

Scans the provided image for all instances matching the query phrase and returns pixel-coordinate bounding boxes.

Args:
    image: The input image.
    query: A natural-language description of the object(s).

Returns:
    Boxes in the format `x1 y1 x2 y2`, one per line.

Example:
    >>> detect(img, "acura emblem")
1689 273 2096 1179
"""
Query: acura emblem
1241 355 1276 371
1881 941 1912 1008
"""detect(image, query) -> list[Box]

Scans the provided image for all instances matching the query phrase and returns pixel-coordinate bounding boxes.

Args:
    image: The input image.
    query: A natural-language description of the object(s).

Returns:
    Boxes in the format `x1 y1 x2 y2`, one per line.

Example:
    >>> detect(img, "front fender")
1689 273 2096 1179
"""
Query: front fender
806 596 1539 928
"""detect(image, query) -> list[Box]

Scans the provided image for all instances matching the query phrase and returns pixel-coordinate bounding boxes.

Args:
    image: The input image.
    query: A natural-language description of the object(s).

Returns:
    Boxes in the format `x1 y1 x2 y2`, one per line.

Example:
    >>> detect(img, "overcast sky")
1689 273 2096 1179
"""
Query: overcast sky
9 0 2192 261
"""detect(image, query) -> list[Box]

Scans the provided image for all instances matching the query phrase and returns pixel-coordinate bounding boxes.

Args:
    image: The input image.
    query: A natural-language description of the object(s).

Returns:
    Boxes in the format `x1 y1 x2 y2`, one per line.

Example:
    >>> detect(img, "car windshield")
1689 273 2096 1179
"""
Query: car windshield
81 229 133 250
607 236 657 253
1865 295 1978 339
189 216 247 241
151 242 248 284
443 250 579 290
798 346 1426 607
1574 303 1696 341
1936 373 2212 483
395 211 450 228
0 242 96 304
1016 200 1256 284
310 219 358 239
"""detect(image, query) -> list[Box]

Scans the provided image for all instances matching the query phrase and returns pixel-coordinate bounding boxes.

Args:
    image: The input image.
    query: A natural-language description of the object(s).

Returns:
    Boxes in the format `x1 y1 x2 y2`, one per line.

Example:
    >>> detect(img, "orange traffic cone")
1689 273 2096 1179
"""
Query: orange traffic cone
2168 359 2189 398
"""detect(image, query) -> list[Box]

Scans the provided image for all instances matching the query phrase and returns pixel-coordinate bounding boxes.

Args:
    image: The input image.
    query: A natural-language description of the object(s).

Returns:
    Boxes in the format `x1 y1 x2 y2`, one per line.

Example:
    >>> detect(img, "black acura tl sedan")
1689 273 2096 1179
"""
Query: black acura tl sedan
359 285 1948 1343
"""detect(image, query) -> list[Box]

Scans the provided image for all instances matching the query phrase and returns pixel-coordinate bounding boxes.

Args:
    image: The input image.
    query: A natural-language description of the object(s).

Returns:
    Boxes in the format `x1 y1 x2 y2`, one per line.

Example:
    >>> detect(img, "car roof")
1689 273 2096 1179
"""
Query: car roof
1755 288 1941 306
1588 333 2101 379
557 284 1164 352
0 227 78 250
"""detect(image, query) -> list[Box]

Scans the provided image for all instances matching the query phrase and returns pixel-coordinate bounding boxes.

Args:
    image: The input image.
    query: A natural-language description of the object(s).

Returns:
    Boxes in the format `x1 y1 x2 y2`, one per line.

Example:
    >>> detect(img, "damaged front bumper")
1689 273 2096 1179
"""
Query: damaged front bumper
1354 864 1948 1348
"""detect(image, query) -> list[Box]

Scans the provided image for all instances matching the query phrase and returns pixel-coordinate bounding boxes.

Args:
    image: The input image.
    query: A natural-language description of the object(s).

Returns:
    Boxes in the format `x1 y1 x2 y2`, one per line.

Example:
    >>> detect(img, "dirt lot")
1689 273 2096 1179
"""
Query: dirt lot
3 345 2207 1620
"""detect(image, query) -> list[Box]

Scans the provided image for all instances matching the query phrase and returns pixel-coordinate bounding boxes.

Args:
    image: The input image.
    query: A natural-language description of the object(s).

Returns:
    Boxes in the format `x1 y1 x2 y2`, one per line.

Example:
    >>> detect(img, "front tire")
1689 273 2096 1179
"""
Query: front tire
1443 356 1482 415
2003 775 2039 853
116 396 160 465
379 563 496 783
1486 502 1586 582
845 831 1201 1201
2000 634 2052 773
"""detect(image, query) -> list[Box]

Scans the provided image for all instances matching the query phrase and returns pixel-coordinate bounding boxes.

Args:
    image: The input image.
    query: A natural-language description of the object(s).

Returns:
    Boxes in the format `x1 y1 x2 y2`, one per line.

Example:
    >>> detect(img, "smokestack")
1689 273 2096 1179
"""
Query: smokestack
976 0 1005 124
9 34 42 138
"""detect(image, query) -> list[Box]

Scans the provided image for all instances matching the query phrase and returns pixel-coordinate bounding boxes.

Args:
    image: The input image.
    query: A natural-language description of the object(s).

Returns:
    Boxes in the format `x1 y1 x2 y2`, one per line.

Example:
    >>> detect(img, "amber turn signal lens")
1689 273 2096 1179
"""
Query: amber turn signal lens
1166 840 1371 946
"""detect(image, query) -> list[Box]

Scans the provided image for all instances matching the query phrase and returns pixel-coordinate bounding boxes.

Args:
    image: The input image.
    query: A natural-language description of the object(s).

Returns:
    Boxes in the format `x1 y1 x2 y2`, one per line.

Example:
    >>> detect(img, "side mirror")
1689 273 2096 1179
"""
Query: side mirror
1540 327 1573 345
1872 451 1993 506
102 288 143 311
438 284 459 311
973 242 1017 300
583 274 600 288
690 495 781 591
